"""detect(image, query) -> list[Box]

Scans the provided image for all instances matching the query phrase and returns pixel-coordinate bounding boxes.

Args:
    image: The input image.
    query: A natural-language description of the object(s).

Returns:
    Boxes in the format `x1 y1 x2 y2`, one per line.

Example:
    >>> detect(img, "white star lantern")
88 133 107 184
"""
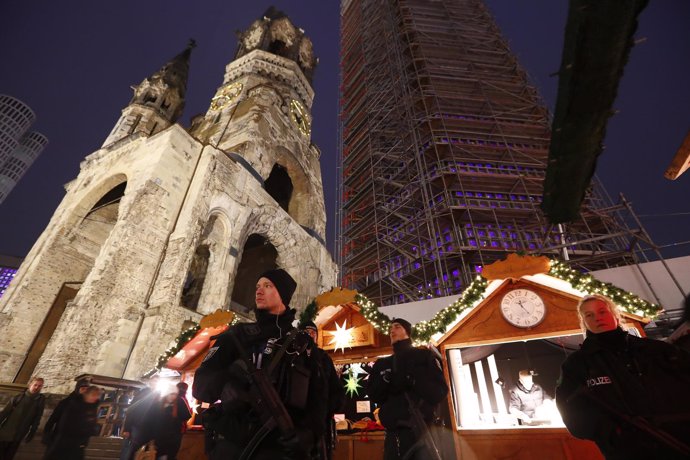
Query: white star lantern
330 320 353 353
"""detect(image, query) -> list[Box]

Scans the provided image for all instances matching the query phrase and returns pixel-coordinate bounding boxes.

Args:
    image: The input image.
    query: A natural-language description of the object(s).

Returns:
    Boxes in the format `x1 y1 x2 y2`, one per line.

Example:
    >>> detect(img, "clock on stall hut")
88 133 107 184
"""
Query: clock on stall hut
500 289 546 328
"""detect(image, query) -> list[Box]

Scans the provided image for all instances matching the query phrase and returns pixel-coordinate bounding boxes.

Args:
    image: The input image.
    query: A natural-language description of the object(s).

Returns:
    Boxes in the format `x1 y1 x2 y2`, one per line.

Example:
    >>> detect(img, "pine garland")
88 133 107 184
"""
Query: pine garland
143 324 200 378
358 276 489 343
357 259 660 343
145 259 660 375
548 260 660 317
298 299 318 326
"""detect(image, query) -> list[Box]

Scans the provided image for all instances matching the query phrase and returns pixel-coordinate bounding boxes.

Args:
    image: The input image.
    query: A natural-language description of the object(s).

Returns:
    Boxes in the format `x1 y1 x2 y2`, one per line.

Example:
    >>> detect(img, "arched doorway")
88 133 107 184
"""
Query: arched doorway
15 180 126 383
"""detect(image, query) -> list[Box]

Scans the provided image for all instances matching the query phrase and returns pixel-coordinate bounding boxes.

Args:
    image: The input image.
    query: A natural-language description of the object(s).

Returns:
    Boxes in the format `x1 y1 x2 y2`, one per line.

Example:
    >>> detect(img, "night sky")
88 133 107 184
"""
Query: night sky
1 1 689 262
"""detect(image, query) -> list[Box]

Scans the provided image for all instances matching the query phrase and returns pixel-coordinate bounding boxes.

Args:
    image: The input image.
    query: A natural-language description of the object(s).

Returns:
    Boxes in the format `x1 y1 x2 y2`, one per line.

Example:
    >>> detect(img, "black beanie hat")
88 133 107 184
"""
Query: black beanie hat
259 269 297 306
391 318 412 338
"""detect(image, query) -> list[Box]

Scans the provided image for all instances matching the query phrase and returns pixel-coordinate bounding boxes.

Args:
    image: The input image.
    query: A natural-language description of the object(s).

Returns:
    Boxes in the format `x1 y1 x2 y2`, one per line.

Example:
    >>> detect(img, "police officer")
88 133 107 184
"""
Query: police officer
556 295 690 460
193 269 327 460
367 318 448 460
299 321 345 460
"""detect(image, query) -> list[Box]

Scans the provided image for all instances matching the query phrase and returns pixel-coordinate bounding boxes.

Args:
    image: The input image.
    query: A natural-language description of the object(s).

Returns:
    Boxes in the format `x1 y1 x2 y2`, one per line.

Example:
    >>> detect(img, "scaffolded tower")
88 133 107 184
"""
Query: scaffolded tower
338 0 641 306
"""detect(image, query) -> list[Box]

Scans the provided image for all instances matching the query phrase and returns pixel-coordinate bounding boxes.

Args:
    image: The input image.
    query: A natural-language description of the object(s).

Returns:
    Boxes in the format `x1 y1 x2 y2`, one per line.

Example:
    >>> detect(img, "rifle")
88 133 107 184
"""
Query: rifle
402 392 443 460
569 387 690 456
227 329 301 460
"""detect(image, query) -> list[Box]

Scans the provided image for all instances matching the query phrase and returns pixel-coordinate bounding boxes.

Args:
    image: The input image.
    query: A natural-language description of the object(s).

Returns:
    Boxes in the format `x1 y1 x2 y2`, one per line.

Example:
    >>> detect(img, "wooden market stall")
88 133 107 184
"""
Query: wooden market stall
157 309 234 460
432 254 656 460
313 288 394 460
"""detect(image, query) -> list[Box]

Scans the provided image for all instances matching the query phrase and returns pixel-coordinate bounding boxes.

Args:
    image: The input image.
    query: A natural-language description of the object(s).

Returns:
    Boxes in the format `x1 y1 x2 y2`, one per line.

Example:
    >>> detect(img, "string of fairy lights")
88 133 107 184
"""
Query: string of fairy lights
359 259 660 343
146 258 660 375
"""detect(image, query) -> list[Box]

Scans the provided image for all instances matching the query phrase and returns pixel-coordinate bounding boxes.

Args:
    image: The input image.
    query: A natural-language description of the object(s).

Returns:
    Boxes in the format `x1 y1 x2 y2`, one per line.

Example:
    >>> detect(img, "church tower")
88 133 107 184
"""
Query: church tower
102 42 193 147
0 11 336 392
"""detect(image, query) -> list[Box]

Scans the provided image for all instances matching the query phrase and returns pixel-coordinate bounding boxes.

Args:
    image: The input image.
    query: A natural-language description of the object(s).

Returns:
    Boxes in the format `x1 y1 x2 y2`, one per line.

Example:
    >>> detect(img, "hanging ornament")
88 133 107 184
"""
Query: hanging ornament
330 320 353 353
344 372 363 397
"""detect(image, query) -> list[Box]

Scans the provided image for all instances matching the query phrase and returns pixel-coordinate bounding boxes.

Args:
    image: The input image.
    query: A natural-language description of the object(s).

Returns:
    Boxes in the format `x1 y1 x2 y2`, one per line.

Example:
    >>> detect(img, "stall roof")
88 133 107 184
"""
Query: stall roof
165 324 229 370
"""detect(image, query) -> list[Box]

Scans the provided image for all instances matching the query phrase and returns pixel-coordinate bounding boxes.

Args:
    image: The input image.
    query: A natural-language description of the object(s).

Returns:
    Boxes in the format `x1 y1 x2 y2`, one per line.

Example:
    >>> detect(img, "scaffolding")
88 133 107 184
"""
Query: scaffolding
338 0 647 306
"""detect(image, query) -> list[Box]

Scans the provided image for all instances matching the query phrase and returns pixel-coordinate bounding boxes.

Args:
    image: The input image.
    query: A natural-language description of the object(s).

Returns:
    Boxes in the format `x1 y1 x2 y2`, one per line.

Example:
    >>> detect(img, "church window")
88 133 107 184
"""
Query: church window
264 164 293 213
182 245 210 311
268 39 288 56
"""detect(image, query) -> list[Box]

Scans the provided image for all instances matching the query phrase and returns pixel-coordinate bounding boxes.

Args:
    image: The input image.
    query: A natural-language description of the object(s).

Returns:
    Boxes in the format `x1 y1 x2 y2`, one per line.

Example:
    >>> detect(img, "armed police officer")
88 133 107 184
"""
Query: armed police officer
299 321 345 460
193 269 327 460
368 318 448 460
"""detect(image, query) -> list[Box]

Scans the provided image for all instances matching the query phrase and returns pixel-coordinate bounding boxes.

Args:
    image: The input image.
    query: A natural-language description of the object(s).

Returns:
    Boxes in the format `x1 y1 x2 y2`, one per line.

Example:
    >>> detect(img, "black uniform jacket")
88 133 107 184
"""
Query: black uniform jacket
193 307 327 451
367 339 448 430
556 327 690 460
312 346 345 416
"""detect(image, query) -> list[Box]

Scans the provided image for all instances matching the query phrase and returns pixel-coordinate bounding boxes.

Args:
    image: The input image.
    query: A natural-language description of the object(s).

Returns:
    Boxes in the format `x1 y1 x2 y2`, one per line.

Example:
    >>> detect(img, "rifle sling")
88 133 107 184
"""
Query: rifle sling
240 418 276 460
265 328 300 378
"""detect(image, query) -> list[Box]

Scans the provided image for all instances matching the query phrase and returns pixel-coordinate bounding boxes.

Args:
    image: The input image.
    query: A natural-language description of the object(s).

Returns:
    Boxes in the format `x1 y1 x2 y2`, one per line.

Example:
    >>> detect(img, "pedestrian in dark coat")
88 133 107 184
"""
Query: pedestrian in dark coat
42 378 92 448
42 385 101 460
152 386 192 460
556 294 690 460
119 378 159 460
0 377 45 460
367 318 448 460
193 269 328 460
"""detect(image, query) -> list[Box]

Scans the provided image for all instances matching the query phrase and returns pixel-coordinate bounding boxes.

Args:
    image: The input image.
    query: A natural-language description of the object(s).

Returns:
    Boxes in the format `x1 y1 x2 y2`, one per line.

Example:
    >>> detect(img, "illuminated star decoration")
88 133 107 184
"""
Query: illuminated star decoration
344 371 363 397
349 362 368 376
330 320 353 353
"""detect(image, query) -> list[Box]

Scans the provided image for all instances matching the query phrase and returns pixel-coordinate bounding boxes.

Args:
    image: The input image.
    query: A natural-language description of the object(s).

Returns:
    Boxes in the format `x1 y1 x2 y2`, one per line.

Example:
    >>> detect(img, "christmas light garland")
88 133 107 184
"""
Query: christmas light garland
143 324 200 378
144 260 659 376
548 260 660 317
358 276 488 343
358 259 660 343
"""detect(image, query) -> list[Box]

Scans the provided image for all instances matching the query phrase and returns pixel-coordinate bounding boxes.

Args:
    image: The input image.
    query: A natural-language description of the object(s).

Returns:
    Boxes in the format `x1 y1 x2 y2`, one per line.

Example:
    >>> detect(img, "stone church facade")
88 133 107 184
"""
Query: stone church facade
0 10 337 392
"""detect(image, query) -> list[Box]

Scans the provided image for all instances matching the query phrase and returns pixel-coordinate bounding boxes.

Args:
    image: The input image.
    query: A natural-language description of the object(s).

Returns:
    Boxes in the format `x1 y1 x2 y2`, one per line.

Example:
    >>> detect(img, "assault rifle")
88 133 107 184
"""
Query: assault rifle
403 392 443 460
227 329 301 460
568 385 690 456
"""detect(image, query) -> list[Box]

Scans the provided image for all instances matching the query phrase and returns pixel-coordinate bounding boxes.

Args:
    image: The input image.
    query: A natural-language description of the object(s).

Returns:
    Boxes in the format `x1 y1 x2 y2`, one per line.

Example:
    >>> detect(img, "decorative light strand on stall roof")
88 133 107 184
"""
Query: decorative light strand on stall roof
143 324 200 378
144 259 659 377
548 260 659 317
357 260 660 343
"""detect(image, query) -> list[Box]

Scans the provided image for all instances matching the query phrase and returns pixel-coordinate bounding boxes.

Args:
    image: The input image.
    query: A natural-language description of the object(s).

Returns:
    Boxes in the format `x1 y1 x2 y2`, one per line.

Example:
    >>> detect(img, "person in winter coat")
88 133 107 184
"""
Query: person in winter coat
152 385 192 460
193 269 328 460
119 376 161 460
42 385 101 460
42 378 92 448
367 318 448 460
0 376 45 460
508 369 547 424
556 294 690 460
299 320 345 460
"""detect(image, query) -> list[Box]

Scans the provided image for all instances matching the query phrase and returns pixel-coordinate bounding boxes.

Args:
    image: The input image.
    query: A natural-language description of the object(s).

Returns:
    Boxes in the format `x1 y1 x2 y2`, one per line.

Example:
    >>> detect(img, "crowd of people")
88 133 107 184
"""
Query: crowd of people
0 375 192 460
1 271 689 460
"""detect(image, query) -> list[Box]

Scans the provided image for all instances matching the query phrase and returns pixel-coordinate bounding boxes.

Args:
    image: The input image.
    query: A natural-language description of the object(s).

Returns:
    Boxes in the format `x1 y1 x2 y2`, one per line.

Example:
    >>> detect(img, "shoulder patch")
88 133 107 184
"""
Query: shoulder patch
203 346 219 363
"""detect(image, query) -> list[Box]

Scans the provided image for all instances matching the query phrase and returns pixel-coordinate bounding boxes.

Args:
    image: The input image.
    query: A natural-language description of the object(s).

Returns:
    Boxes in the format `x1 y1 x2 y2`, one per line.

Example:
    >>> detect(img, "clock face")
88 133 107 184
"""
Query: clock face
500 289 545 328
210 82 243 111
289 99 311 136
